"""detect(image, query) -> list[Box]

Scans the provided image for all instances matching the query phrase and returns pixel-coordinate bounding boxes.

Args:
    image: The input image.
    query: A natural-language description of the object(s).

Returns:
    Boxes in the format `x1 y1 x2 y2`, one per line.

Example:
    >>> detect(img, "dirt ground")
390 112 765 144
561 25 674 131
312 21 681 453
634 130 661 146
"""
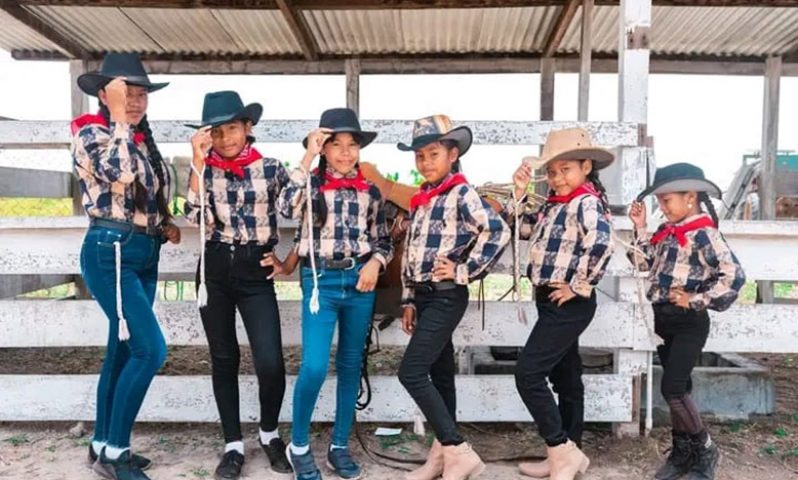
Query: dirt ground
0 352 796 479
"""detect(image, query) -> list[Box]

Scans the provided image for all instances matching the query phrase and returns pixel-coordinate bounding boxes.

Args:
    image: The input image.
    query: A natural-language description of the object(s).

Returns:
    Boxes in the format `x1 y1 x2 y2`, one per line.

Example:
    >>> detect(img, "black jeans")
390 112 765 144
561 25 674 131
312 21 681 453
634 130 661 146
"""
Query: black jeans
654 304 710 434
398 285 468 446
515 287 596 447
197 242 286 443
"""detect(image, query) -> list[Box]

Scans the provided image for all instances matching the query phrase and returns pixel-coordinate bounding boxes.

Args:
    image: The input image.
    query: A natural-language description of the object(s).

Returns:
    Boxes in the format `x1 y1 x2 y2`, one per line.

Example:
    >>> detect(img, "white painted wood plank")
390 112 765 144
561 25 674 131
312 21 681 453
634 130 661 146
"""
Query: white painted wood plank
0 374 632 423
0 120 641 149
0 300 635 349
0 167 72 198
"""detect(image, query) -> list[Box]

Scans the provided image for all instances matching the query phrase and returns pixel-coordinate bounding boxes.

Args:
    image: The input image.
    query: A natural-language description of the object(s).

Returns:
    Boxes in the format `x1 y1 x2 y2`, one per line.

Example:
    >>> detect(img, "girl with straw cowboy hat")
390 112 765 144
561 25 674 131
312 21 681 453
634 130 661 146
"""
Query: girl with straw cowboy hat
507 127 615 480
397 114 510 480
71 52 180 480
628 163 745 480
277 108 393 480
184 91 294 480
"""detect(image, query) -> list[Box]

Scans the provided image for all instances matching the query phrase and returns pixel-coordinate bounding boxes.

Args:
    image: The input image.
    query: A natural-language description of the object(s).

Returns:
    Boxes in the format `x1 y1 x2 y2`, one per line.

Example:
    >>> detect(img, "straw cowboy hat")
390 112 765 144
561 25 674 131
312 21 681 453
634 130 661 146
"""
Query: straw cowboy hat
302 108 377 149
527 127 614 171
397 114 472 156
185 90 262 129
77 52 169 97
636 163 722 201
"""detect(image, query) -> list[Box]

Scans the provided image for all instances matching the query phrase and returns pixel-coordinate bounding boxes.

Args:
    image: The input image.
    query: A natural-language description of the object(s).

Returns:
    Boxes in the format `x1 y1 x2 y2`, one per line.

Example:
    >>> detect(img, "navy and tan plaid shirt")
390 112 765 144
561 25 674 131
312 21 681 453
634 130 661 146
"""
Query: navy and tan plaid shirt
184 155 289 246
504 193 614 298
277 167 393 267
628 213 746 312
72 121 171 230
401 177 510 307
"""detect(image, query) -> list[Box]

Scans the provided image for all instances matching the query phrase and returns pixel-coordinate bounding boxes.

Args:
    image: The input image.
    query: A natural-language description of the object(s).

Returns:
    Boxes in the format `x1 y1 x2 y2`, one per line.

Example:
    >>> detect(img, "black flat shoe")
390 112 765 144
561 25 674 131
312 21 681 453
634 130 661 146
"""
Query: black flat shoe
214 450 245 480
260 438 293 474
89 444 152 471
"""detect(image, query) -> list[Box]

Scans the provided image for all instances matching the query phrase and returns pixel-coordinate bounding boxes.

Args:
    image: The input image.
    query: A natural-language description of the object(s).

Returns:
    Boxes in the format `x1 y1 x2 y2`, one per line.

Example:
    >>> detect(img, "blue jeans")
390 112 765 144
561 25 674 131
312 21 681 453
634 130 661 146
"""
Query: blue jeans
292 266 375 447
80 224 167 449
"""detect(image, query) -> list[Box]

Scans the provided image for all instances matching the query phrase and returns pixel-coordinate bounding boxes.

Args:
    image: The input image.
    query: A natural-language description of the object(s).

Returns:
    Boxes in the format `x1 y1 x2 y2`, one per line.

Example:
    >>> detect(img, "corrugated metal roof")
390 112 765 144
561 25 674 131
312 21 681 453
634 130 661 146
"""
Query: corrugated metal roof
212 9 302 55
560 6 798 57
0 9 66 54
303 7 559 55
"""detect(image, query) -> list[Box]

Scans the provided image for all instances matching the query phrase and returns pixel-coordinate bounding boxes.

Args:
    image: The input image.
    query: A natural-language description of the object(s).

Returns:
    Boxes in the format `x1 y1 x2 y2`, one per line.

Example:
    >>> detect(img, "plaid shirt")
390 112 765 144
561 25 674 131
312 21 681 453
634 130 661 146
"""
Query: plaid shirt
504 193 614 298
628 213 746 312
72 121 171 230
401 178 510 307
184 155 290 246
277 167 393 267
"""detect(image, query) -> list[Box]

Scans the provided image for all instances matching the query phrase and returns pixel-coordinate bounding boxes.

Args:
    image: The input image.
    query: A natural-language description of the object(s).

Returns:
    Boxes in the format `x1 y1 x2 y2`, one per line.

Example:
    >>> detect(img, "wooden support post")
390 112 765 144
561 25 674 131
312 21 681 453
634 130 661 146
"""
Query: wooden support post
757 56 781 304
345 59 360 115
578 0 594 121
537 57 556 198
69 59 91 299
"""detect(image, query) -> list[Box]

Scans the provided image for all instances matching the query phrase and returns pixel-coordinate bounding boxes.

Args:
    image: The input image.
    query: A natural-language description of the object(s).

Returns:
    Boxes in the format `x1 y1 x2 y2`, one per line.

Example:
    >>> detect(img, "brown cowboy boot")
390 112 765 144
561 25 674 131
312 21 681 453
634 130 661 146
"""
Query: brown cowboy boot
547 440 589 480
518 458 549 478
441 443 485 480
405 440 444 480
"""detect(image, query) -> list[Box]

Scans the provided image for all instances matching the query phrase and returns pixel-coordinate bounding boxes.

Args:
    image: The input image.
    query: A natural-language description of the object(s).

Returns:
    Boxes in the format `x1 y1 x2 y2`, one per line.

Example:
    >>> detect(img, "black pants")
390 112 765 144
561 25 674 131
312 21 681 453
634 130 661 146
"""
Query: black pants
515 287 596 447
654 304 710 434
398 286 468 446
197 242 286 443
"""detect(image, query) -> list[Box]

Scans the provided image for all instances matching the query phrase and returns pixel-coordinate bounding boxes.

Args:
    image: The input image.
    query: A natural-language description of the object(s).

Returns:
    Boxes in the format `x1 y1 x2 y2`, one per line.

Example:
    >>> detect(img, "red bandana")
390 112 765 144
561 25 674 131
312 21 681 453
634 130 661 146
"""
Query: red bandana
410 173 469 211
70 112 146 145
319 169 370 192
547 182 602 204
650 215 716 247
205 143 262 178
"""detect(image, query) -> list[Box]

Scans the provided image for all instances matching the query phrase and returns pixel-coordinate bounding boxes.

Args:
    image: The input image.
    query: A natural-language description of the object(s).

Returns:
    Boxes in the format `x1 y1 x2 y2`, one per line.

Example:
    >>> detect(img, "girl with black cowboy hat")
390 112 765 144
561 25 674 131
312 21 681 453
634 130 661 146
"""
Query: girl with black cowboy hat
277 108 393 480
184 91 294 479
71 52 180 480
628 163 745 480
397 114 510 480
508 127 615 480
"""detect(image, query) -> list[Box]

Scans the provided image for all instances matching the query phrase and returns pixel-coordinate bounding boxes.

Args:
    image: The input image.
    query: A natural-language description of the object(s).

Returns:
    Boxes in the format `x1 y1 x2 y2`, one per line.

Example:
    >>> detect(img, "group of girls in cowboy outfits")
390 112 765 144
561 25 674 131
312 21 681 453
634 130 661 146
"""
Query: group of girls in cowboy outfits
72 52 744 480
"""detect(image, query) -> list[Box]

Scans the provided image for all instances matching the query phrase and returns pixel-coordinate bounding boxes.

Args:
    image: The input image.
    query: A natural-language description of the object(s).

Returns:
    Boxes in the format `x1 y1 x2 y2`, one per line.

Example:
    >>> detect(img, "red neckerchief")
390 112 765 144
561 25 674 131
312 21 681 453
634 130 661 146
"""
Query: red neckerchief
410 173 469 212
205 143 262 178
547 182 602 204
70 112 146 145
319 168 370 192
650 214 716 247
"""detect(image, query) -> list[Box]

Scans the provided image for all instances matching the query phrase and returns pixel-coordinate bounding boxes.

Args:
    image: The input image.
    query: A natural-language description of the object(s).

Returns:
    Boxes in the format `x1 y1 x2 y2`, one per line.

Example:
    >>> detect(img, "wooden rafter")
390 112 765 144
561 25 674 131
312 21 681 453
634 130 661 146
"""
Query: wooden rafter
543 0 580 58
275 0 319 61
0 0 87 59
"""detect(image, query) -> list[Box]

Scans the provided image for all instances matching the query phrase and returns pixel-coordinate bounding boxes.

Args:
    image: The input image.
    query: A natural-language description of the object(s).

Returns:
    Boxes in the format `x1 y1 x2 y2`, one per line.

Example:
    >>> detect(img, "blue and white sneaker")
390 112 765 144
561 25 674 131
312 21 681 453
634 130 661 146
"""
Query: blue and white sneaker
326 447 361 479
286 444 323 480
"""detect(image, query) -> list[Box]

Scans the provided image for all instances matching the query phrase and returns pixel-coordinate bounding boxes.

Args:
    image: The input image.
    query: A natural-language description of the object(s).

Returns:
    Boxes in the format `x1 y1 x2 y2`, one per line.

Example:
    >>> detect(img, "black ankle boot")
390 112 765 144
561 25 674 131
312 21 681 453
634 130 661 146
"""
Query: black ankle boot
685 433 719 480
654 431 693 480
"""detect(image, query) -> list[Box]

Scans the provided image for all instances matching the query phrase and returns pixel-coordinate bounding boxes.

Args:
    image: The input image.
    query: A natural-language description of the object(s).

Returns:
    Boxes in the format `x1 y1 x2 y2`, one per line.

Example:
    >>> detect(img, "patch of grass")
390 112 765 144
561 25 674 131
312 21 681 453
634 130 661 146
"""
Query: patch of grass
158 436 178 454
729 421 743 433
775 426 788 438
0 198 73 217
46 444 57 453
761 444 778 456
190 467 211 478
3 434 30 446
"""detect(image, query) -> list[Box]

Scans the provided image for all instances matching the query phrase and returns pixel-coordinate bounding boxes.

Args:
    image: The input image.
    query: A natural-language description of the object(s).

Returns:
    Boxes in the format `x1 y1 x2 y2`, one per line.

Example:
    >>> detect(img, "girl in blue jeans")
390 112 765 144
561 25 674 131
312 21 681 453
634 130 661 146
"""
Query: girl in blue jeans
71 53 180 480
278 108 393 480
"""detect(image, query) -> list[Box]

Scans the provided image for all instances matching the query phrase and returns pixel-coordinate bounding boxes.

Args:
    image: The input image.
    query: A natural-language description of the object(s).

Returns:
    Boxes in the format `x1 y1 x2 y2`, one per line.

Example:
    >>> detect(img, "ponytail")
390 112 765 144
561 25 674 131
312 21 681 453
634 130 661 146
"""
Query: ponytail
586 167 611 212
698 191 719 225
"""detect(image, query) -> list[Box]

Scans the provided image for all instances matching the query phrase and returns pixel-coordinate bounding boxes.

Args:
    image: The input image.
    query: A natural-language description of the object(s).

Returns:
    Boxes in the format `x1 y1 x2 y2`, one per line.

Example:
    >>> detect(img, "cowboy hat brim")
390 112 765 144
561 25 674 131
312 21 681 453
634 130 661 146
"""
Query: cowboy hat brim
302 128 377 149
636 178 723 201
527 147 615 171
184 103 263 129
396 126 473 156
77 73 169 97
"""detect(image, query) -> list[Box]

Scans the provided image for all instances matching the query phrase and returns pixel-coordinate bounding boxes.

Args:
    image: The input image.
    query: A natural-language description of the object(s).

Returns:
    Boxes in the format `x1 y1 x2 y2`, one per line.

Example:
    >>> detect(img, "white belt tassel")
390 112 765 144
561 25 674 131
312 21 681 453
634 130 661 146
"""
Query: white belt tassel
114 241 130 341
192 163 208 308
305 170 320 314
512 191 528 325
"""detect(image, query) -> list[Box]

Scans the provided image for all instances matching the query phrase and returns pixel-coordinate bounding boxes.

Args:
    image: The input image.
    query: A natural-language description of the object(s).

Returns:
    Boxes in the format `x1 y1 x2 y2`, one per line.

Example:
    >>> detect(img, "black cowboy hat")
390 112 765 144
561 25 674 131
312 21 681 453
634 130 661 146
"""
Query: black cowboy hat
302 108 377 149
77 52 169 97
184 91 263 129
397 114 473 156
636 162 722 201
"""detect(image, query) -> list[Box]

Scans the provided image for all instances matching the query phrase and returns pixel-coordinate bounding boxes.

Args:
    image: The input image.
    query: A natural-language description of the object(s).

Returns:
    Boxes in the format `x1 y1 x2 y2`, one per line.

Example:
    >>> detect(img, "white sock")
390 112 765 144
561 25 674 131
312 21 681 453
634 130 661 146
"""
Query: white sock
330 444 347 451
91 440 106 455
290 443 310 455
104 446 129 460
225 441 245 455
704 434 713 448
259 428 279 445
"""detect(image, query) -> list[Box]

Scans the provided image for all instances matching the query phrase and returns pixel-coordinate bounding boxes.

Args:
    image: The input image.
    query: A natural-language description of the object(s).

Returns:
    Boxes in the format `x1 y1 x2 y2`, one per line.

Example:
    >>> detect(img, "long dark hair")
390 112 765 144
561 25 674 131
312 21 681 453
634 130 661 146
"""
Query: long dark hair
311 132 363 227
586 166 610 212
698 191 720 225
439 139 462 174
99 102 170 223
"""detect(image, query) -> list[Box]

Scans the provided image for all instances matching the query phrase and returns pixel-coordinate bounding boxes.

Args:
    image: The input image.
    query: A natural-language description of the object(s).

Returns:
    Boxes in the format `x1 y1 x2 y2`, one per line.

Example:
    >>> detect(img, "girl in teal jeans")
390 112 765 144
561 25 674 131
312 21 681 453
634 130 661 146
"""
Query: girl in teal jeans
277 108 393 480
71 53 180 480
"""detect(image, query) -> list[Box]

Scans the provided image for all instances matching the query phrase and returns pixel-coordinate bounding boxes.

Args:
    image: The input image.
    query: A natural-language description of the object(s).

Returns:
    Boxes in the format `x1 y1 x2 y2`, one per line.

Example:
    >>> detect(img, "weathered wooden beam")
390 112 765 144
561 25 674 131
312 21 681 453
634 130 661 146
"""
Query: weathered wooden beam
0 0 86 59
0 373 633 422
578 0 593 121
0 119 642 148
543 0 580 57
0 167 72 198
345 58 360 115
275 0 320 61
0 275 71 299
540 57 555 121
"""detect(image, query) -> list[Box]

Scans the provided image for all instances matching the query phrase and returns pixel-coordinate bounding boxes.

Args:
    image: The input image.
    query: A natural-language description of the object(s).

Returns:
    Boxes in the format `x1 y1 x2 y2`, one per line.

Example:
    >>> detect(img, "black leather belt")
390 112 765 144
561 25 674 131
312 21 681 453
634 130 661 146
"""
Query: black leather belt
302 254 371 270
410 281 458 293
90 217 162 237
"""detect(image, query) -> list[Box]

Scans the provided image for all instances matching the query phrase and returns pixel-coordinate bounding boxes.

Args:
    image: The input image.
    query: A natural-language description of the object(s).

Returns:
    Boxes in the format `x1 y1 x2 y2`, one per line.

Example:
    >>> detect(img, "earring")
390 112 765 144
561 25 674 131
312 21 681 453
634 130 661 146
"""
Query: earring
688 203 694 208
